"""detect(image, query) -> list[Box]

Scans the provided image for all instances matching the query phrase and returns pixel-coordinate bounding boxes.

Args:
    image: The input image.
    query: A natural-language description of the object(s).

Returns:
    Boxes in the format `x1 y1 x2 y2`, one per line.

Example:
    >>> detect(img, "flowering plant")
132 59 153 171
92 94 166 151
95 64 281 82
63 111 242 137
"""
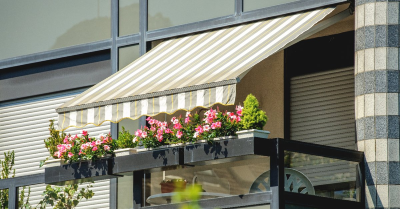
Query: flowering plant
134 105 243 148
53 131 116 163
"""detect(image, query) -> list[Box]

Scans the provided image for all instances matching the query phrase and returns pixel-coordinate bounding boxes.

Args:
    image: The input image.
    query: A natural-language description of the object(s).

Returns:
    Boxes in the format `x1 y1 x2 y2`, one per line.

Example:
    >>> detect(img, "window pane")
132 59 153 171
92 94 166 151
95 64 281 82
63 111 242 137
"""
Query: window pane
145 155 270 206
118 45 140 70
244 0 300 12
119 0 140 36
148 0 234 31
284 151 360 202
0 1 111 60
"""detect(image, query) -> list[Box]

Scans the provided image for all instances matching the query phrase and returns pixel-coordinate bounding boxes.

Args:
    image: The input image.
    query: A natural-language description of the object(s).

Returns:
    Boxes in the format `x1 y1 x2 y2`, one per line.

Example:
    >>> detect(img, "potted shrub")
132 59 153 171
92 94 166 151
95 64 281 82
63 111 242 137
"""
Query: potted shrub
42 121 117 166
236 94 269 139
114 126 139 157
160 179 187 193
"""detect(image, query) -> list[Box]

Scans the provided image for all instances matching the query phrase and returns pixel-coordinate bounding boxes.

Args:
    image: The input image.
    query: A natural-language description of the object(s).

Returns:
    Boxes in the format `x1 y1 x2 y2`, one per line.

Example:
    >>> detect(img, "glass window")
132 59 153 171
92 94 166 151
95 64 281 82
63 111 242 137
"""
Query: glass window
284 151 360 202
144 155 270 206
148 0 235 31
0 1 111 60
244 0 300 12
118 45 140 70
119 0 140 36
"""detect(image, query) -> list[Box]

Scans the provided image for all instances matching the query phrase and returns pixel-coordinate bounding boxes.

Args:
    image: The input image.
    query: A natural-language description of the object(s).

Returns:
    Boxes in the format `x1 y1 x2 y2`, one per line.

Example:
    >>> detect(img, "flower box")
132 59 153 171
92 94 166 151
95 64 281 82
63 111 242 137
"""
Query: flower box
236 129 270 139
114 148 138 157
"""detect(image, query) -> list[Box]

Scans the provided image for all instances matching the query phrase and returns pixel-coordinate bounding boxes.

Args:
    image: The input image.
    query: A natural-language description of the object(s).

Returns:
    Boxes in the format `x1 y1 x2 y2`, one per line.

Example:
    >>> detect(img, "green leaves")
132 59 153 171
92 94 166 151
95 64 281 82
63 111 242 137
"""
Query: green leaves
36 183 94 209
116 126 138 149
241 94 268 130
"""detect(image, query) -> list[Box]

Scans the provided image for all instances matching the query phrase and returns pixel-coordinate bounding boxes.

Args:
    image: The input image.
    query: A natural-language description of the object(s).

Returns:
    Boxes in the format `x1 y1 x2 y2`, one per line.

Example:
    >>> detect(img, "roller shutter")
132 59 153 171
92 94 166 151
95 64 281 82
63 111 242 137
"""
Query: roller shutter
0 89 110 208
290 67 356 149
289 67 356 189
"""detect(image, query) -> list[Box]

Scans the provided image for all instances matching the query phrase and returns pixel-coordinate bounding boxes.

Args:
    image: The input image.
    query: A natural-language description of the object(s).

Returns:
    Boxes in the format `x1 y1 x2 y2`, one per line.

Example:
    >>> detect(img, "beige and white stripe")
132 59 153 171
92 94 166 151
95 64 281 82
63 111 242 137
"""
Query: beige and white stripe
56 8 334 130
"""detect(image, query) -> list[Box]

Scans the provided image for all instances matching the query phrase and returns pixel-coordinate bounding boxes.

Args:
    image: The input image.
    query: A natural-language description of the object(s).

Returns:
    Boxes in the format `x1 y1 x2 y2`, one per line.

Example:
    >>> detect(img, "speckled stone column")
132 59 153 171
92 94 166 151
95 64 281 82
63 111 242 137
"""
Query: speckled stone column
355 1 400 208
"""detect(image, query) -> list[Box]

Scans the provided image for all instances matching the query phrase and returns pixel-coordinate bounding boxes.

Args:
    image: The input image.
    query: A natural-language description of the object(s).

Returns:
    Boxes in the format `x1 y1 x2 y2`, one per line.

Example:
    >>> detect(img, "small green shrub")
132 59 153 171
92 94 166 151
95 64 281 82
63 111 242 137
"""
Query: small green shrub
241 94 268 130
116 126 138 148
44 120 66 158
37 184 94 209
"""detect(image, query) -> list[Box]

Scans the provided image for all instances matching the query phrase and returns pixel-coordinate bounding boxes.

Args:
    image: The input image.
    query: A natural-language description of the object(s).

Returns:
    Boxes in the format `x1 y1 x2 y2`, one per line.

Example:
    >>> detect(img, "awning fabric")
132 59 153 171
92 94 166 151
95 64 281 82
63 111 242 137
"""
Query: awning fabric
56 7 334 130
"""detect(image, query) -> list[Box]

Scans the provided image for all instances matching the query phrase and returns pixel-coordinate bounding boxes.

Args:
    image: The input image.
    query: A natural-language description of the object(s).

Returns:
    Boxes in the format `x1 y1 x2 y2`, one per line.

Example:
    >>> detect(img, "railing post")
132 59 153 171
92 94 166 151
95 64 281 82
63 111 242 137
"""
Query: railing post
270 138 284 209
8 186 18 209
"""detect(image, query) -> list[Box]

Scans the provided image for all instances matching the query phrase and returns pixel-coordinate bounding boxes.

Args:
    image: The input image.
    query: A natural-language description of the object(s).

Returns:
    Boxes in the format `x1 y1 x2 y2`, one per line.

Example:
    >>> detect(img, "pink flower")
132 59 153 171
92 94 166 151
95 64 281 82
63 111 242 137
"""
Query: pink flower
142 131 147 138
195 126 204 134
135 129 143 137
165 128 172 134
203 125 210 132
81 144 88 150
63 136 69 144
236 105 243 116
174 123 182 130
79 150 83 155
185 117 190 124
171 117 177 123
54 151 62 158
81 130 88 136
176 131 183 139
104 145 110 151
68 152 74 158
91 141 96 147
211 122 222 129
173 119 179 125
157 129 164 135
146 117 152 121
92 146 98 151
150 126 156 131
156 134 163 142
95 140 102 145
149 119 156 125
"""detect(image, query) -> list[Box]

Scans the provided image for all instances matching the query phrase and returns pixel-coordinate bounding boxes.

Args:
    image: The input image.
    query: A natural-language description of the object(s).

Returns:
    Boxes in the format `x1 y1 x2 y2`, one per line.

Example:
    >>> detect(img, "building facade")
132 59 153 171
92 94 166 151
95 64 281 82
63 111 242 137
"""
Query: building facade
0 0 396 208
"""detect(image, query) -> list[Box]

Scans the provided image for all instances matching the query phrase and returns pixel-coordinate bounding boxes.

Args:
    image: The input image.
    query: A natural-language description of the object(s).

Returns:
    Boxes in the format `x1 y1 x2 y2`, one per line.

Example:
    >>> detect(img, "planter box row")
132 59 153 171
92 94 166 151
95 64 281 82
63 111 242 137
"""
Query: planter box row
44 130 270 185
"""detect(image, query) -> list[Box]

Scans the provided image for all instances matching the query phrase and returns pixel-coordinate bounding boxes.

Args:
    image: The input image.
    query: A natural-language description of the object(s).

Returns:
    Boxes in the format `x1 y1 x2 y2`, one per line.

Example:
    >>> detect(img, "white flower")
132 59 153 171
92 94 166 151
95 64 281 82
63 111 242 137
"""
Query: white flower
133 137 138 143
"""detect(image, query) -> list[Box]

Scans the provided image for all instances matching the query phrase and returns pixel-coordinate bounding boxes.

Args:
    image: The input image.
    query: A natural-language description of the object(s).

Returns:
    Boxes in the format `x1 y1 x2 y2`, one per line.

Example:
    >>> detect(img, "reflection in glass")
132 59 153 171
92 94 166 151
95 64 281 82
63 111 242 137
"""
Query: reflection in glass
244 0 300 12
118 45 140 71
0 0 111 60
148 0 234 31
145 156 270 206
119 0 140 36
284 151 360 202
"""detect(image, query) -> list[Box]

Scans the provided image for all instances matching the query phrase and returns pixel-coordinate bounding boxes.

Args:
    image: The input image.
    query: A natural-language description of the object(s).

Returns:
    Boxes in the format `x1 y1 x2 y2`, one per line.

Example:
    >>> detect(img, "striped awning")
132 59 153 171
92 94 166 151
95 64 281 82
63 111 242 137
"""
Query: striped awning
56 7 334 130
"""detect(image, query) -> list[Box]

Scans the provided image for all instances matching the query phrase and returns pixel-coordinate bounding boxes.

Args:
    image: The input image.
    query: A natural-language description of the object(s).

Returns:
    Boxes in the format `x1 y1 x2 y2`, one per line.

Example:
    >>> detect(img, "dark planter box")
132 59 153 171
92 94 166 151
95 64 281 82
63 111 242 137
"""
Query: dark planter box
45 158 112 185
112 147 181 174
183 137 268 164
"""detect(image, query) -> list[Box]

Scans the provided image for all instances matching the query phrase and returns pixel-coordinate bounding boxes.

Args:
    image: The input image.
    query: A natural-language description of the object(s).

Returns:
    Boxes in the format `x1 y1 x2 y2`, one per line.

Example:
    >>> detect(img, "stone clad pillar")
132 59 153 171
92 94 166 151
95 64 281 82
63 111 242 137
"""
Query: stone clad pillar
355 1 400 208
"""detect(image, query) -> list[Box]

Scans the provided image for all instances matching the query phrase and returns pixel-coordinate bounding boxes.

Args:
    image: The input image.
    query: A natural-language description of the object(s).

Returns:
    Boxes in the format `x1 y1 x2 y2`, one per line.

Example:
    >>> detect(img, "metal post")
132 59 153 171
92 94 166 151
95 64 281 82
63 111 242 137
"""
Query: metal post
8 186 18 209
270 138 284 209
139 0 148 55
235 0 243 17
110 0 119 209
133 171 144 209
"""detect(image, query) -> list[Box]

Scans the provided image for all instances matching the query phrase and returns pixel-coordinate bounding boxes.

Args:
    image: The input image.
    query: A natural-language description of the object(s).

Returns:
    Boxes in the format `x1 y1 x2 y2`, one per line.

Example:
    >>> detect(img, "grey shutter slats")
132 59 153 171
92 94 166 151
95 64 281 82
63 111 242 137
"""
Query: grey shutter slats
0 89 110 208
290 67 355 149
